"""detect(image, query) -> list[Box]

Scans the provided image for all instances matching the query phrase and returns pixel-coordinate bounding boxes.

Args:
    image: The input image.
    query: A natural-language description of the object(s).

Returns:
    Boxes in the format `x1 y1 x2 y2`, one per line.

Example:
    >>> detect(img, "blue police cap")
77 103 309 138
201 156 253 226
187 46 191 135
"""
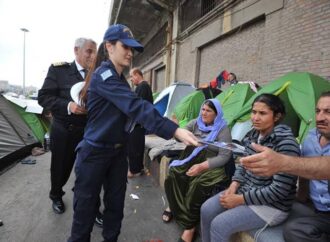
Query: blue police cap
103 24 144 52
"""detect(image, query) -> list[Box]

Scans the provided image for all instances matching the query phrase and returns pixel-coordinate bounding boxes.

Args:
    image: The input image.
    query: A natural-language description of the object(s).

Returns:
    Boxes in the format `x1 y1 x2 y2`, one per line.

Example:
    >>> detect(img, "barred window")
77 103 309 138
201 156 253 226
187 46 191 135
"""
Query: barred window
180 0 225 31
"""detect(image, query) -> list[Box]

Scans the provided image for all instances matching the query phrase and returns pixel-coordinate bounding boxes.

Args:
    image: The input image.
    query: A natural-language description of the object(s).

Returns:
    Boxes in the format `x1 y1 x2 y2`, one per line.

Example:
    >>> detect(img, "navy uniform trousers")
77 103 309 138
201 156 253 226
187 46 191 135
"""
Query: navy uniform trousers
68 140 128 242
50 120 84 200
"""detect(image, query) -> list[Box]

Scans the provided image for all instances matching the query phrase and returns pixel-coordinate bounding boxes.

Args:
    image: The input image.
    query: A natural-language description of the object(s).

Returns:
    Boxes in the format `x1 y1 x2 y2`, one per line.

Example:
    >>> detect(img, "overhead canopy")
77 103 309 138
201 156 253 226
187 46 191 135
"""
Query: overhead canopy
230 72 330 143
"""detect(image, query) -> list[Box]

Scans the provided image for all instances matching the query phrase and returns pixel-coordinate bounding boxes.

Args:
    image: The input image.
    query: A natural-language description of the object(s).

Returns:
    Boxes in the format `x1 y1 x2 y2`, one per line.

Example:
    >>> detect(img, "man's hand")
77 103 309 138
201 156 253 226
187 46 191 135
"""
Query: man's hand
240 143 284 176
174 128 199 146
186 161 209 176
69 102 87 115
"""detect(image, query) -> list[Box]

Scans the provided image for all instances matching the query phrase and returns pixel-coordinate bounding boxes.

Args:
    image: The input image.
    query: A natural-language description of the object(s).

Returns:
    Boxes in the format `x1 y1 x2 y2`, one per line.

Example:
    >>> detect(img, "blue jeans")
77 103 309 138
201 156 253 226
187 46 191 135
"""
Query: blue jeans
201 192 265 242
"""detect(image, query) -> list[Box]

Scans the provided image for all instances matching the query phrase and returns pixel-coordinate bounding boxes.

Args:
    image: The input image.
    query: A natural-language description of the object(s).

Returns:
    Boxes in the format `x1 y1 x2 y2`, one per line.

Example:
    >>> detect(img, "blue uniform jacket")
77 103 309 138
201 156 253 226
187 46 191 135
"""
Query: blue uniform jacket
83 60 178 147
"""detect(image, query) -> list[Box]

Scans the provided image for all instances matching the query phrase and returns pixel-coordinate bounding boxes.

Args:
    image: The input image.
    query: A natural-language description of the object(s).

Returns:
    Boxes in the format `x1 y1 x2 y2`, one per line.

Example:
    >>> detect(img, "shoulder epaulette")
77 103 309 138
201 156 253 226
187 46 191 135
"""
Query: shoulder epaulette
52 62 70 67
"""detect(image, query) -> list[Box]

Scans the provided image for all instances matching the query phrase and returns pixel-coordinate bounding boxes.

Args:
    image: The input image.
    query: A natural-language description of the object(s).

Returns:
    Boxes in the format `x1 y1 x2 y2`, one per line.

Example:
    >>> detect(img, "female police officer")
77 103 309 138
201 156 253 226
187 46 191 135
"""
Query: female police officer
68 24 199 242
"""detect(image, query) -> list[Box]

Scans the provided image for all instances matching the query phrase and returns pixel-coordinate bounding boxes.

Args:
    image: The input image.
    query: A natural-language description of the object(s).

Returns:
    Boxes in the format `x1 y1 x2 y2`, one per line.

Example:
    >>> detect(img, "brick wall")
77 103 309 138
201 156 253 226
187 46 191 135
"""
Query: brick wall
176 0 330 86
262 0 330 84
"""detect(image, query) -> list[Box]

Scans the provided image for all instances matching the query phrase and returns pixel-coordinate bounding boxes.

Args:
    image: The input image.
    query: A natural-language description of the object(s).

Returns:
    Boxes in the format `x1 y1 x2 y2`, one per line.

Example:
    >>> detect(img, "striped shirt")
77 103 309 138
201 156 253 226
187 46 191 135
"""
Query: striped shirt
232 124 300 212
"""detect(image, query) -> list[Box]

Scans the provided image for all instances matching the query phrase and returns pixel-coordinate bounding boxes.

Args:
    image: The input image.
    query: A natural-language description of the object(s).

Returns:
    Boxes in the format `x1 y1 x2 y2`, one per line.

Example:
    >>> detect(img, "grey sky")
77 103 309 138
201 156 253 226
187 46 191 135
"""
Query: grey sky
0 0 111 89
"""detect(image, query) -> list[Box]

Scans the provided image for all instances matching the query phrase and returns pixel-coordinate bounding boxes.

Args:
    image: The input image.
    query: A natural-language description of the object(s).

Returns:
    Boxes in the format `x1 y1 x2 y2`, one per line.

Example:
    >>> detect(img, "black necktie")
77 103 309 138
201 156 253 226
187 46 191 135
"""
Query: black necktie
82 69 88 78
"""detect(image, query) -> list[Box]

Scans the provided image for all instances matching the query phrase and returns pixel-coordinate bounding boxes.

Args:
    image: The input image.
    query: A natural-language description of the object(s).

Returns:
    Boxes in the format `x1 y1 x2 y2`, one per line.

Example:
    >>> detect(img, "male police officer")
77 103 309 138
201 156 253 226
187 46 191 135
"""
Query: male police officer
38 38 97 214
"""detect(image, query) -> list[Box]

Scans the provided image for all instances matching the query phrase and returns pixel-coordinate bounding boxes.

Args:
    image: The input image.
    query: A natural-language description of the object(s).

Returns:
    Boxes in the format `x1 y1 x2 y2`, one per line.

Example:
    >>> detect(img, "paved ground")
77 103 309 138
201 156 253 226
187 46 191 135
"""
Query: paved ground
0 152 195 242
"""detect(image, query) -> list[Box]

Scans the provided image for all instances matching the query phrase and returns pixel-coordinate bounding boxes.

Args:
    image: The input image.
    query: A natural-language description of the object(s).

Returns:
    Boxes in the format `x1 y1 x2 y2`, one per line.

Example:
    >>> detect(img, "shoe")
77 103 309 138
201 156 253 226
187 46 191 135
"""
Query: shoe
162 209 173 223
52 199 65 214
127 170 142 178
94 211 103 228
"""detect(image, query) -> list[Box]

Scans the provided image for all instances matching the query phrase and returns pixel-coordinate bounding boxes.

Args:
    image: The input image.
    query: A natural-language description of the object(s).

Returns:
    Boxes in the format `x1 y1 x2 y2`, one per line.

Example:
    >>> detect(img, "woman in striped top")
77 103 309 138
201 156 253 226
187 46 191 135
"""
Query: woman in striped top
200 93 300 242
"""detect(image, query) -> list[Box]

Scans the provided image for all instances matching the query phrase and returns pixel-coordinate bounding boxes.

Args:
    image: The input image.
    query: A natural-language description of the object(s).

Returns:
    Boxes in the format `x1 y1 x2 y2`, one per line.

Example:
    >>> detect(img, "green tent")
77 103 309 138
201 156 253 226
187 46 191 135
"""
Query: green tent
230 72 330 143
9 102 48 143
173 90 205 127
152 92 160 103
216 83 256 124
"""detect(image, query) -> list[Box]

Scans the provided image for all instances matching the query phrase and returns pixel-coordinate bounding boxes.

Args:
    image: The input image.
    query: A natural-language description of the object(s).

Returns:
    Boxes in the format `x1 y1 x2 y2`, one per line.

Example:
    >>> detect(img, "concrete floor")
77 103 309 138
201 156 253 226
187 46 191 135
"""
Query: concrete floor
0 152 191 242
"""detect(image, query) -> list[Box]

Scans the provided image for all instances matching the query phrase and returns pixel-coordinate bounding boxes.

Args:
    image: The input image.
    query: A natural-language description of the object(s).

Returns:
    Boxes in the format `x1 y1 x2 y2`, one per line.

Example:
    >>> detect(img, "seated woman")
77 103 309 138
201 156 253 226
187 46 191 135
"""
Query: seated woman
164 99 233 242
200 93 300 242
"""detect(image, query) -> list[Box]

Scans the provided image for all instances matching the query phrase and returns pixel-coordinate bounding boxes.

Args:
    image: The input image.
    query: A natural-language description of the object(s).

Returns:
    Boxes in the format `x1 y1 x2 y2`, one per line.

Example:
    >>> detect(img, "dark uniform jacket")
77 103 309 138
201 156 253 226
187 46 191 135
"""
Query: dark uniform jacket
83 60 178 147
38 61 86 126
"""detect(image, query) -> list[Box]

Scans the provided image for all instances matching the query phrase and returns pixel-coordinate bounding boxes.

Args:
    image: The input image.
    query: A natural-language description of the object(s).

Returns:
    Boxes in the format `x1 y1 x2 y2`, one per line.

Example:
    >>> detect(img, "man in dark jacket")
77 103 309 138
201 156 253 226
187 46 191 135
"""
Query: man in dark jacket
38 38 97 214
127 68 153 177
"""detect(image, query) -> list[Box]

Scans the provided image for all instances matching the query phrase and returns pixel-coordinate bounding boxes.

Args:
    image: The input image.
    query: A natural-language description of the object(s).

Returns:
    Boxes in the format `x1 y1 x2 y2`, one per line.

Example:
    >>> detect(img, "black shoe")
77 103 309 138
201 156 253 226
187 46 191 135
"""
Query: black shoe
52 199 65 214
95 211 103 227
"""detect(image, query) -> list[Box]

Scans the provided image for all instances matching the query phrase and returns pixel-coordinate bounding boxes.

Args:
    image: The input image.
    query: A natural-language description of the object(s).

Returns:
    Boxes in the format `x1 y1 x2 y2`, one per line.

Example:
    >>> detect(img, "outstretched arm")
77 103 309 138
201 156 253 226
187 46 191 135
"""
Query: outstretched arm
240 143 330 179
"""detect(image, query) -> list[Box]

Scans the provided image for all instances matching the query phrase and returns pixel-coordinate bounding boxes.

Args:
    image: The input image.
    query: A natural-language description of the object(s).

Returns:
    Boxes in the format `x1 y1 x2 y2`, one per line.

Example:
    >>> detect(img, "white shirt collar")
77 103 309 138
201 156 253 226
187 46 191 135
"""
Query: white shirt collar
75 60 85 78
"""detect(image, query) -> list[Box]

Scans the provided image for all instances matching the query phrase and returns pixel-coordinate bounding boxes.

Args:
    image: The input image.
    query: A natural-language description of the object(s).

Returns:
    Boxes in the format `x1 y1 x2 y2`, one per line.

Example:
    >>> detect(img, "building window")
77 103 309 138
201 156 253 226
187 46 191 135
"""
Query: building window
180 0 227 31
153 66 166 92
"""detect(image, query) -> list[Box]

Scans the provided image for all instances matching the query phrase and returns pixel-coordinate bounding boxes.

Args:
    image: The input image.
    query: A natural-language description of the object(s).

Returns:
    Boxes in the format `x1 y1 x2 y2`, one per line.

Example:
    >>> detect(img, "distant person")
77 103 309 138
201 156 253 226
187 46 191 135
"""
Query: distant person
207 79 222 97
127 67 153 178
68 24 199 242
227 72 237 85
201 93 300 242
164 99 233 242
38 38 97 214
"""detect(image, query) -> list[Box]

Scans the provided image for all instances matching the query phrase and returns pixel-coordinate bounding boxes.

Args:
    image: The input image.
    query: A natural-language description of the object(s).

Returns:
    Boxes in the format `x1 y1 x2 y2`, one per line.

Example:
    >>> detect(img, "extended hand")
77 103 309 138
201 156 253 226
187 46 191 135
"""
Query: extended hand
240 143 284 176
174 128 199 146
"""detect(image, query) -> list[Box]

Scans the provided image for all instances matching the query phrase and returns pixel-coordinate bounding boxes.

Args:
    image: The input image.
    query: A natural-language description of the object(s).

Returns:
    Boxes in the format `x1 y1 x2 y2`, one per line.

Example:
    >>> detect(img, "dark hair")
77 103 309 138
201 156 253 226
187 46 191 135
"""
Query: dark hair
230 72 237 80
203 100 217 115
320 91 330 98
80 42 108 107
252 93 285 124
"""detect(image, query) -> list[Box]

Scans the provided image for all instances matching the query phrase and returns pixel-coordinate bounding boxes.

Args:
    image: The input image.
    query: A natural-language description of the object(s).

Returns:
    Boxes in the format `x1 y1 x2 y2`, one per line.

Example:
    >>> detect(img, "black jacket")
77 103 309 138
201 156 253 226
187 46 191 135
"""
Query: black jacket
38 61 86 126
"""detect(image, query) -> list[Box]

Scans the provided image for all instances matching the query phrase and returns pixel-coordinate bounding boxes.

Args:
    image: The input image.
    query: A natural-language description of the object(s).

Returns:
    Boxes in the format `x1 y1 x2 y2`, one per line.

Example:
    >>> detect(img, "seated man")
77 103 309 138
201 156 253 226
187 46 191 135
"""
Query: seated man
283 91 330 242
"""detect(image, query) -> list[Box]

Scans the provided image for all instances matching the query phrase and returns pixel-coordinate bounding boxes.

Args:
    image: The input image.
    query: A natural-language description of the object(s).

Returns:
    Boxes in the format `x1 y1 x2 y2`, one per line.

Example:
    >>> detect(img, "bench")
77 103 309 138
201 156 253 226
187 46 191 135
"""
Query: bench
145 153 311 242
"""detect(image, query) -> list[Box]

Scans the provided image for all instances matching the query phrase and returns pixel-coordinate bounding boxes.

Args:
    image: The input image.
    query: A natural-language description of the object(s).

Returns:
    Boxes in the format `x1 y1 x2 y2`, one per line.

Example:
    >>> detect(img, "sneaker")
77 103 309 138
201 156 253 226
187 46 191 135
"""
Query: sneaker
52 198 65 214
95 211 103 228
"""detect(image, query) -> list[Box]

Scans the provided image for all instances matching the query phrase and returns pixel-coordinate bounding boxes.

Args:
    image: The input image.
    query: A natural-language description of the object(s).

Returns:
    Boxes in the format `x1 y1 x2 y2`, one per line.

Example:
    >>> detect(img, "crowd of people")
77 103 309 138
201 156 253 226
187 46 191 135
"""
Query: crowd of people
37 23 329 242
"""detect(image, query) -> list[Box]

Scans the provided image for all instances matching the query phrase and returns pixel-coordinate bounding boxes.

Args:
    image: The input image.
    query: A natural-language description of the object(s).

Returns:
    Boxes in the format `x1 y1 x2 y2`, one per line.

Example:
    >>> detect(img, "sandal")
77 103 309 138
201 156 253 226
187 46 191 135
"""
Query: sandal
162 209 173 223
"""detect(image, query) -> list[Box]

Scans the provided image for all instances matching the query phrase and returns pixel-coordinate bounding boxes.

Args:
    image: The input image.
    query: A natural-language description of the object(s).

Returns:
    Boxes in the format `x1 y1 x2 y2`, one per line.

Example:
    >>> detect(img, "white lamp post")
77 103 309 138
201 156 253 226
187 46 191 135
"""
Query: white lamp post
20 28 29 96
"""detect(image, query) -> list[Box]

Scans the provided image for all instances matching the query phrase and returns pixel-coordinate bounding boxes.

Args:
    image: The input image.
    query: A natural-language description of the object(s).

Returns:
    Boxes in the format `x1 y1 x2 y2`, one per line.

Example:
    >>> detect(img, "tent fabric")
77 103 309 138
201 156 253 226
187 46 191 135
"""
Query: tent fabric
10 103 47 143
3 94 43 114
152 92 160 103
230 72 330 143
3 94 48 143
216 83 256 124
173 90 205 127
154 82 195 118
0 95 40 171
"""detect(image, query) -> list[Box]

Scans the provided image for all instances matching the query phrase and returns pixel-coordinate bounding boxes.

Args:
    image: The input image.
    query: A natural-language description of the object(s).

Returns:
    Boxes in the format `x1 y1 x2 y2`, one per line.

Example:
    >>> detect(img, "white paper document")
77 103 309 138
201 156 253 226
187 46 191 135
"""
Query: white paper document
199 140 248 156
